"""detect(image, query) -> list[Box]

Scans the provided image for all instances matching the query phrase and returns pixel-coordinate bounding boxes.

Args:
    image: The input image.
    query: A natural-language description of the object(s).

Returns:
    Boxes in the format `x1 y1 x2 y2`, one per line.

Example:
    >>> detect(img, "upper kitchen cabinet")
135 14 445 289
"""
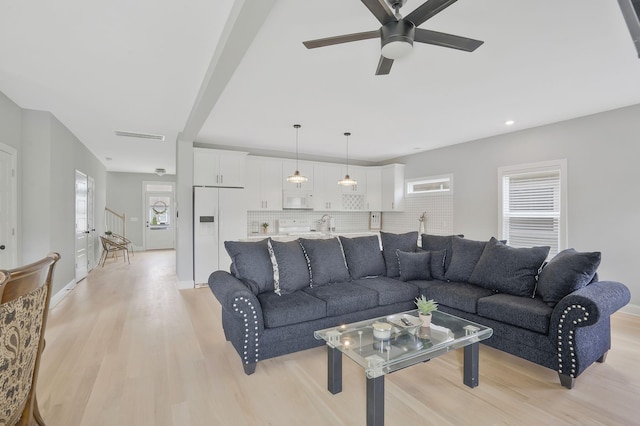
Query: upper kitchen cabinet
365 167 382 211
246 156 283 210
282 160 314 191
193 148 247 187
381 164 405 211
314 163 343 211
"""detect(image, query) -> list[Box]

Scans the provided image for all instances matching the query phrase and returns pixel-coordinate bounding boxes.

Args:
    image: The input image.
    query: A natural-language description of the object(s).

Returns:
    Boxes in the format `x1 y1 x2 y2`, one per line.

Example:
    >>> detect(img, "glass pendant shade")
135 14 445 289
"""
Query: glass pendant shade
287 169 308 183
338 132 357 186
286 124 308 183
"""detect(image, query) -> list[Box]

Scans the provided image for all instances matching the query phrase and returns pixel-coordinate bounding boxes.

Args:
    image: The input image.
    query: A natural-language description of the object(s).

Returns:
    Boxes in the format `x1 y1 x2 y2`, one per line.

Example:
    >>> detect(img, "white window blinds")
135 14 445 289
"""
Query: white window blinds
499 161 566 258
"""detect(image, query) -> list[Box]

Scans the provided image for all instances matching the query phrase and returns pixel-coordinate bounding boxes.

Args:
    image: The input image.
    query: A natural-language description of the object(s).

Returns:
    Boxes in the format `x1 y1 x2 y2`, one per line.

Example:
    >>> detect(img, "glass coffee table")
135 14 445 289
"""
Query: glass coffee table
315 309 493 426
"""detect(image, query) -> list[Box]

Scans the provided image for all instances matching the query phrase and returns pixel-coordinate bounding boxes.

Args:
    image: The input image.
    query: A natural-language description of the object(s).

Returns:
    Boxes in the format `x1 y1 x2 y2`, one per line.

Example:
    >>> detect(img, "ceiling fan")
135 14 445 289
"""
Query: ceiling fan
302 0 484 75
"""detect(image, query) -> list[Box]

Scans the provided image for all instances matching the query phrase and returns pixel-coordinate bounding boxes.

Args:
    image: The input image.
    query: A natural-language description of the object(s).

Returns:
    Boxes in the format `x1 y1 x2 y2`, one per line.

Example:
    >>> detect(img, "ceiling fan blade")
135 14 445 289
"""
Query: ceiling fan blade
303 30 379 49
414 28 484 51
361 0 396 25
376 56 394 75
405 0 458 27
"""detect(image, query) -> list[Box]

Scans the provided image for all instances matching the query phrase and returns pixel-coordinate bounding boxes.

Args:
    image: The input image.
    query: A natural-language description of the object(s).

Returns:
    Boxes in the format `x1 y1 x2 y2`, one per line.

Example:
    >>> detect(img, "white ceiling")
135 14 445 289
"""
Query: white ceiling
2 0 640 174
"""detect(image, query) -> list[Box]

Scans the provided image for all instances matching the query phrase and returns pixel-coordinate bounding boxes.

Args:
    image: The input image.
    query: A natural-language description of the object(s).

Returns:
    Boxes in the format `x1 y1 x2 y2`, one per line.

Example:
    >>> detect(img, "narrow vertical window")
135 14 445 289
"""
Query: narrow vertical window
499 160 567 258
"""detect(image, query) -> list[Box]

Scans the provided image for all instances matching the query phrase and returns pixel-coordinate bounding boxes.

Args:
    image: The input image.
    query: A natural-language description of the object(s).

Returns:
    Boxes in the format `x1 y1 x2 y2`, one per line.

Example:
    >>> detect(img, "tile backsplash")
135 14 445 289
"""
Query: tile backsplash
380 193 454 236
247 210 372 235
247 192 453 237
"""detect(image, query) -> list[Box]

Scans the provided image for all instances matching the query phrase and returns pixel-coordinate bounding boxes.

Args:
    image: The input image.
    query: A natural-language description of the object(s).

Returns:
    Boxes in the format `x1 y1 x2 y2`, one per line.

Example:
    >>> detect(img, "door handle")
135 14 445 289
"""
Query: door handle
84 230 90 234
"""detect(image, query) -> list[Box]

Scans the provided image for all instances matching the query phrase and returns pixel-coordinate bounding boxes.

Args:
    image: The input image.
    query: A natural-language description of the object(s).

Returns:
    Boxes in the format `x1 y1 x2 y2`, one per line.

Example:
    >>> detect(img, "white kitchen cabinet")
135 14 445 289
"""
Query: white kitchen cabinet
340 165 367 195
193 148 247 187
365 167 382 211
246 157 282 210
282 160 314 191
381 163 405 211
314 164 343 210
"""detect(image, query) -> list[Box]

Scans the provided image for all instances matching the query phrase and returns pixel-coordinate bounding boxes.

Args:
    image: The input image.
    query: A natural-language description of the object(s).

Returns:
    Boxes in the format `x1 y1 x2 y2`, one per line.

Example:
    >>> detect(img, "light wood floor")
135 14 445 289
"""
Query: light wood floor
37 250 640 425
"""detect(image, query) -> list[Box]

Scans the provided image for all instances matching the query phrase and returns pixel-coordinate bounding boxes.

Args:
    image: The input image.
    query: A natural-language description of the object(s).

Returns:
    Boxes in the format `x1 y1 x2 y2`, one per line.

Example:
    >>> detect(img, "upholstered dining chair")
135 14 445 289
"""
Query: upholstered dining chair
99 236 130 266
0 252 60 426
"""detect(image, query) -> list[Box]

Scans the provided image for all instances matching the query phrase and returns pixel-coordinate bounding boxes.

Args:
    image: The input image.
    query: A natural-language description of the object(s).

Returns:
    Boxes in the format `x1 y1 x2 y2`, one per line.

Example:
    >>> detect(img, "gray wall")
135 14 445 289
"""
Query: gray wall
387 103 640 310
106 172 176 248
1 90 107 296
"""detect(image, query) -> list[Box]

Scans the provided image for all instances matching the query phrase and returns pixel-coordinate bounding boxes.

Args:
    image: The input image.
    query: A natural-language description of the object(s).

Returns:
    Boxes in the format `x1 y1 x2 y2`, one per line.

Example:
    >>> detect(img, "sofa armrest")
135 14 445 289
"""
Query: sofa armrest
208 271 265 372
551 281 631 330
549 280 630 380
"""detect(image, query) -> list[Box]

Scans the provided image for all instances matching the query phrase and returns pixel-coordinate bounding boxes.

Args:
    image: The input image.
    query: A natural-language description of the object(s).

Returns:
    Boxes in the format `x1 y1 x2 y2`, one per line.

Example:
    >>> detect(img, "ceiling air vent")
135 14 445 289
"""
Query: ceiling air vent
114 130 165 141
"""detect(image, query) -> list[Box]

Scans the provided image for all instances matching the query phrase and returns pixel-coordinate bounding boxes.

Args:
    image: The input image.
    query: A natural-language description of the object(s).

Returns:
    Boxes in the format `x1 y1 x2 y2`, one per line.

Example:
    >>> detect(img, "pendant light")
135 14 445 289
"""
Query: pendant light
286 124 308 184
338 132 357 186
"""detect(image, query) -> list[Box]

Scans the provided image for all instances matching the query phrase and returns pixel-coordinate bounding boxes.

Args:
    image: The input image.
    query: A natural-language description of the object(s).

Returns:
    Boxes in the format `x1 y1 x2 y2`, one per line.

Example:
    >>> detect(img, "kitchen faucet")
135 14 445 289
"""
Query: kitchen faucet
319 214 335 235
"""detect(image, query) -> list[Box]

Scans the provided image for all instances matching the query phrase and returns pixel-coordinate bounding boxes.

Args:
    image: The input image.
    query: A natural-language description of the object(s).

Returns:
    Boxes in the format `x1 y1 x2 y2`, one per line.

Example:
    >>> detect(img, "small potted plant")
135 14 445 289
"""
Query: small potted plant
105 230 113 237
415 295 438 327
261 222 269 234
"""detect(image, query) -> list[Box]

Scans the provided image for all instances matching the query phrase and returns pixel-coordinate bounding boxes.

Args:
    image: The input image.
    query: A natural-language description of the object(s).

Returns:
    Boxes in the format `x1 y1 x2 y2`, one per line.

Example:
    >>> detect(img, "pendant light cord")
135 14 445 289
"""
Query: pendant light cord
294 124 301 169
344 132 351 174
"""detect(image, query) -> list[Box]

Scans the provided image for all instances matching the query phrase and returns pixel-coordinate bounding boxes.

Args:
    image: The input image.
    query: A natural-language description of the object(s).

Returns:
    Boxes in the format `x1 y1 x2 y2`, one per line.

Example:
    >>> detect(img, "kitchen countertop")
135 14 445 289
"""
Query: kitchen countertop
243 231 379 242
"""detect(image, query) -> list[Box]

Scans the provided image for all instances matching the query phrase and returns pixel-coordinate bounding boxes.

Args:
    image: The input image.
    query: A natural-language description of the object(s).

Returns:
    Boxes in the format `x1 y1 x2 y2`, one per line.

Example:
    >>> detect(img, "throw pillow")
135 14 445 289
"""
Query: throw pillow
224 238 274 294
269 240 311 295
444 236 488 282
339 235 386 279
469 237 550 297
380 231 418 278
397 250 432 281
421 234 464 271
428 249 447 281
537 248 601 306
299 238 350 287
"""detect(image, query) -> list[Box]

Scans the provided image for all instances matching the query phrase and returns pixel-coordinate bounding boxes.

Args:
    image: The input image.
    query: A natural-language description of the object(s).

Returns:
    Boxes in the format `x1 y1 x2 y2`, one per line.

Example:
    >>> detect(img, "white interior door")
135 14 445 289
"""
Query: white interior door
144 182 175 250
0 144 17 269
75 171 89 281
87 176 96 269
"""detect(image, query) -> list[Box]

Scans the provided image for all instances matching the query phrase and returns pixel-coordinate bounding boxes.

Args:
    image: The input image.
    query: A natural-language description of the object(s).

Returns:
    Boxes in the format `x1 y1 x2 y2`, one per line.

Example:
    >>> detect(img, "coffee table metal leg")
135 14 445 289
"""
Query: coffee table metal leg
463 342 479 388
366 375 385 426
328 345 342 394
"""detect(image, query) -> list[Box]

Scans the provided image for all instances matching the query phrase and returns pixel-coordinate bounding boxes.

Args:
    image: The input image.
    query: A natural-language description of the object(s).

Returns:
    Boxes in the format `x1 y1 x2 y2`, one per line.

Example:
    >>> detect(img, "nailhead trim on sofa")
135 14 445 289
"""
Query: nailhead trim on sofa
557 304 588 378
233 296 260 365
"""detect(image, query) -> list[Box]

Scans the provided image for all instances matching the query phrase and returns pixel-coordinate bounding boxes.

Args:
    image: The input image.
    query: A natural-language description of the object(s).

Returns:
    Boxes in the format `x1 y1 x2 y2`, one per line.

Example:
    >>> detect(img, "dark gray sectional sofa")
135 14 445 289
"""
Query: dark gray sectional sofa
208 232 630 389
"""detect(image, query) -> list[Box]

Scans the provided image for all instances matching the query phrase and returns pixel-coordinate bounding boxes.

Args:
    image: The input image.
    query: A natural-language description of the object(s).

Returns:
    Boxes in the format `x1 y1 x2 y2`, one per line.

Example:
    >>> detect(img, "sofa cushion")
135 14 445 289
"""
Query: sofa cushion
444 237 487 282
353 276 419 305
258 291 326 328
339 235 386 279
469 237 550 297
397 250 432 281
380 231 418 278
269 240 310 295
224 238 274 295
299 238 350 287
303 282 378 316
477 293 553 334
428 281 495 314
536 248 601 306
421 234 464 271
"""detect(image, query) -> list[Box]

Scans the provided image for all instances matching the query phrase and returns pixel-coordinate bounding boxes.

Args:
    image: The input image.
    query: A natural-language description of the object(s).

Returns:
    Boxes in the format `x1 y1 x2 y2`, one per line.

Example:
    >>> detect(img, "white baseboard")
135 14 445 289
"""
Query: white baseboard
176 279 194 290
620 303 640 316
50 279 78 308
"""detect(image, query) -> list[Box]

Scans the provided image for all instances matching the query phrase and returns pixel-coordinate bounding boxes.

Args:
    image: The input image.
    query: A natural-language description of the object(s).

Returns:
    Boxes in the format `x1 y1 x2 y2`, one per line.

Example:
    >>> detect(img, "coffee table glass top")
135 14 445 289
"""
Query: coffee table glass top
315 309 492 378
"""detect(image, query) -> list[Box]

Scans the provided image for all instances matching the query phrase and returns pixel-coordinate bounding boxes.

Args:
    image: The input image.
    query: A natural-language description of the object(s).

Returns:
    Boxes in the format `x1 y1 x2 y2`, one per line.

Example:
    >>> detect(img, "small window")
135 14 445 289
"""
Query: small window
406 175 453 195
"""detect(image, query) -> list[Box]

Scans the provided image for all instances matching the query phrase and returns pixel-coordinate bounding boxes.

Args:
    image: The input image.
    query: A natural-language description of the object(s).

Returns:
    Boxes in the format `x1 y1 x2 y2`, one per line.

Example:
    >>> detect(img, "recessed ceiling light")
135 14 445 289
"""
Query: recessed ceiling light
105 157 112 161
505 120 515 126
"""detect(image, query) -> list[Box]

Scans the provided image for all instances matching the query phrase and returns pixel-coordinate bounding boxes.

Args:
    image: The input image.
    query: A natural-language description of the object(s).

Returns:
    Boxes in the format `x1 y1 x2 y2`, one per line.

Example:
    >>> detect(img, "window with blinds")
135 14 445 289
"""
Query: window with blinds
498 160 567 258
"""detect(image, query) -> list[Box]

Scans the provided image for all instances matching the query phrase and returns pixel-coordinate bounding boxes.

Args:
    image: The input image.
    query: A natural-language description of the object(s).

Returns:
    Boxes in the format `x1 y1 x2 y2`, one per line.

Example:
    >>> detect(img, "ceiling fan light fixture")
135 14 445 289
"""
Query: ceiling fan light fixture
381 20 415 60
286 124 308 184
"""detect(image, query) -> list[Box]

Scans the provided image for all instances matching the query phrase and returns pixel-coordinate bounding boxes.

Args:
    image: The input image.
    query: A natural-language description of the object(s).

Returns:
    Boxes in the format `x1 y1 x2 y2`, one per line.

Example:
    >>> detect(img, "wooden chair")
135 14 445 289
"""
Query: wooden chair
110 233 134 256
0 252 60 426
99 236 130 266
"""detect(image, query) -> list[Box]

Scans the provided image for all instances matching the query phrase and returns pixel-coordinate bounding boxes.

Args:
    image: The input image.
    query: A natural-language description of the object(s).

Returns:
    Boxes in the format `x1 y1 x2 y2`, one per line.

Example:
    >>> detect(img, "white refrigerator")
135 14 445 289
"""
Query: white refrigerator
193 186 247 284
